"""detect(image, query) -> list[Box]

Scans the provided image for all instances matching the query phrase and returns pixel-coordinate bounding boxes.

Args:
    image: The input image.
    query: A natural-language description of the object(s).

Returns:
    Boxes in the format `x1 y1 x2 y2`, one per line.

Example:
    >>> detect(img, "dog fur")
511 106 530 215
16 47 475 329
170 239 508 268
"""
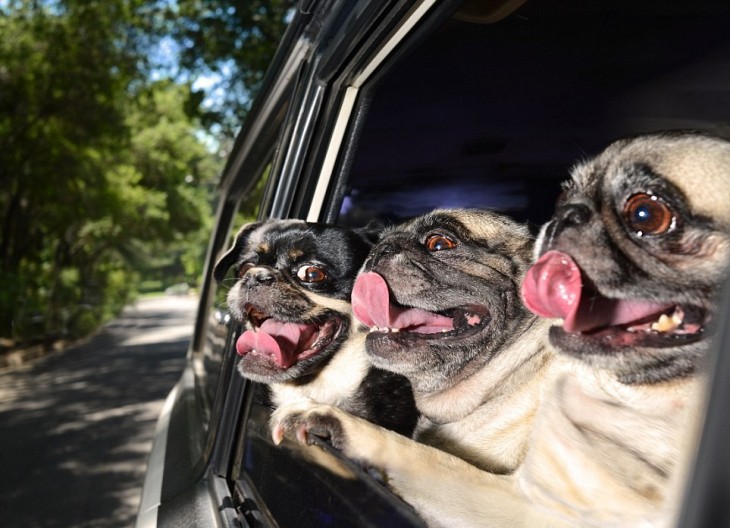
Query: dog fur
517 131 730 525
271 209 556 498
271 132 730 527
346 209 555 473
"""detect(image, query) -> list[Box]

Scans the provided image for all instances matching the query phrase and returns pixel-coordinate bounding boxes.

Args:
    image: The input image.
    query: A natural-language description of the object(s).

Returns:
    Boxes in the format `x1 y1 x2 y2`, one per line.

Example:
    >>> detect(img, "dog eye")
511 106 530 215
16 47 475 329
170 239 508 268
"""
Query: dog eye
425 234 458 251
296 265 327 283
623 193 675 236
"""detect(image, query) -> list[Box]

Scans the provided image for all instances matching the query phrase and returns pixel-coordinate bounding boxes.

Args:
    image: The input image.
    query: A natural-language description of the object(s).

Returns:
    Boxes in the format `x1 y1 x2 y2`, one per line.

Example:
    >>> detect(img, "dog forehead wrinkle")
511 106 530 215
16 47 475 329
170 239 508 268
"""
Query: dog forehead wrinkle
267 231 318 267
414 210 468 233
403 210 534 260
285 228 364 274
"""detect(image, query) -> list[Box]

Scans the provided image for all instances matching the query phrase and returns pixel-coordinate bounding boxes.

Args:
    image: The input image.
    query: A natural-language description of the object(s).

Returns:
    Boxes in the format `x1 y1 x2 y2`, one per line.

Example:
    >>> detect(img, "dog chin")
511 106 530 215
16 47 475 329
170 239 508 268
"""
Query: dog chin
548 326 708 384
365 318 494 377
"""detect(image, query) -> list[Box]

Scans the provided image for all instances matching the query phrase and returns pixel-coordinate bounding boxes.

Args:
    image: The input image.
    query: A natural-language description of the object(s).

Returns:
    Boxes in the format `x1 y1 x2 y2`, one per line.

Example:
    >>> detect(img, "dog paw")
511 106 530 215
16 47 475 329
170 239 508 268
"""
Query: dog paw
270 403 349 451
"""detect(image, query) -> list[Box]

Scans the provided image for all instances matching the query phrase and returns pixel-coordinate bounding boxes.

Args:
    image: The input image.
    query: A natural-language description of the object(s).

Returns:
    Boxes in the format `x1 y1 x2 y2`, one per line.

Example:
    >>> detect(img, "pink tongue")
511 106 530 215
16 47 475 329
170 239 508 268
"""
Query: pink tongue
352 272 454 333
521 250 671 333
236 320 315 368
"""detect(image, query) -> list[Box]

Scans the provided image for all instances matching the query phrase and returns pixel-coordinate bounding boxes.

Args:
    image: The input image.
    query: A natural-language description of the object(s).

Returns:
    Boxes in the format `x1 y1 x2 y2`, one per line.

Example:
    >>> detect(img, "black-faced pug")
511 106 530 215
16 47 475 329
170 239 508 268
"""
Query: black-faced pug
517 131 730 525
271 210 555 480
213 219 417 437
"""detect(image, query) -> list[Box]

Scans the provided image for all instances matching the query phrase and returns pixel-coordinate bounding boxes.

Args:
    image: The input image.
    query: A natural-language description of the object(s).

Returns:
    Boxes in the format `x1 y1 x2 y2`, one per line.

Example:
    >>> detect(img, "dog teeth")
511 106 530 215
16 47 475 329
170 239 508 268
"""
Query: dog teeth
651 312 683 333
369 326 400 333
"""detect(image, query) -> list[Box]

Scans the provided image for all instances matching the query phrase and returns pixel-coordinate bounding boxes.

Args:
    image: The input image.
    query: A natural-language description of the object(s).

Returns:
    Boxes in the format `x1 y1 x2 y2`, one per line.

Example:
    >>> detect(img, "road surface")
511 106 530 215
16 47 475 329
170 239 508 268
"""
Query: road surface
0 295 198 527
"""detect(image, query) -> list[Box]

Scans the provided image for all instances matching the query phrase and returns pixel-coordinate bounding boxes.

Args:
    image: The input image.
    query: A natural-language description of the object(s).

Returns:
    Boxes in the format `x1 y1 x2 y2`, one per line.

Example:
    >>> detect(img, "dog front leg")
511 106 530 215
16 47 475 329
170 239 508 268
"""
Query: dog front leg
271 403 567 528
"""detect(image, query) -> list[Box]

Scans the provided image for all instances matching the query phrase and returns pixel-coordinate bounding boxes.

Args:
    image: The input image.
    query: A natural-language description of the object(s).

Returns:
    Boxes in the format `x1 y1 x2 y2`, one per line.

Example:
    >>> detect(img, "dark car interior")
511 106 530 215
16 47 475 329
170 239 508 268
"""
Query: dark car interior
338 0 730 230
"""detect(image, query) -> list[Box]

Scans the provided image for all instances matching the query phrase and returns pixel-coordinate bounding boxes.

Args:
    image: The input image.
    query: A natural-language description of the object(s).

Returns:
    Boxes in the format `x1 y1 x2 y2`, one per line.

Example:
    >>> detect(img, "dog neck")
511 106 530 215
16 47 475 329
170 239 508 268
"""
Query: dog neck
520 356 706 524
270 332 371 408
414 317 556 425
558 357 705 428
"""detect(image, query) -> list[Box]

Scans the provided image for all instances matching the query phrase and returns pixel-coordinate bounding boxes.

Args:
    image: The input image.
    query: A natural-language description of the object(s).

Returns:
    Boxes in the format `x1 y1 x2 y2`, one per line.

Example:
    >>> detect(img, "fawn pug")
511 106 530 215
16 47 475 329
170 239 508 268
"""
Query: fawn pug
271 209 555 485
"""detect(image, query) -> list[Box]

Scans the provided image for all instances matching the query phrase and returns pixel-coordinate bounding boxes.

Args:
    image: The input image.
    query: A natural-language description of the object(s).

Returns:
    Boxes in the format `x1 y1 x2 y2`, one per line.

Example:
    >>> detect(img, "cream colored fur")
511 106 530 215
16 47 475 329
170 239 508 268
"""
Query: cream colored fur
413 317 555 473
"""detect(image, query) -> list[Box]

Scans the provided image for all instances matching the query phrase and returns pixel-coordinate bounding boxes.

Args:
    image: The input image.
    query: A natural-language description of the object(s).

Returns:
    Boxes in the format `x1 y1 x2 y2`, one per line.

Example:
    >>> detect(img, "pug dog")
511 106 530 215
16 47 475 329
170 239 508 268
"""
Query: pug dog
270 133 730 527
271 210 556 485
213 219 418 437
348 208 555 473
517 130 730 526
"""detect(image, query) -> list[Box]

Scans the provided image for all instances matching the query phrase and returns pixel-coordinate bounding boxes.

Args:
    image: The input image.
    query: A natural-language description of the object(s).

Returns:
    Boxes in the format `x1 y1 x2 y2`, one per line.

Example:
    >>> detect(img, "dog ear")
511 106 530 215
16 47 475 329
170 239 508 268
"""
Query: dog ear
354 220 385 246
213 222 262 283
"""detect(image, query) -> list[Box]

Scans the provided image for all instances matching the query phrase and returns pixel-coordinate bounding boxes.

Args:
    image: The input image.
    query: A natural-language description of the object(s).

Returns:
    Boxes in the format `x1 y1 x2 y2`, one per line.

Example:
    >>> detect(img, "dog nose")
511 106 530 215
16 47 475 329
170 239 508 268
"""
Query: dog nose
538 203 593 254
243 267 276 287
368 241 399 268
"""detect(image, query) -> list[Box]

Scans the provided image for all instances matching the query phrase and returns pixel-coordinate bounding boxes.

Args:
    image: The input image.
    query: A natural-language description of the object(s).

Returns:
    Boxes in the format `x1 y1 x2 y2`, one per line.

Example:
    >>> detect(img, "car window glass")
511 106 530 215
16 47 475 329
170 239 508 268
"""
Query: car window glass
193 165 271 435
235 384 425 527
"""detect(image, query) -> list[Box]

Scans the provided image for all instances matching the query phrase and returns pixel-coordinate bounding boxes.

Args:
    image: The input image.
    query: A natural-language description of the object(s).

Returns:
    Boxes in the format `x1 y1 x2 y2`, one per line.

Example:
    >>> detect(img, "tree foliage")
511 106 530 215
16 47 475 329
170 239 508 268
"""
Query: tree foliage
167 0 297 137
0 1 221 340
0 0 293 342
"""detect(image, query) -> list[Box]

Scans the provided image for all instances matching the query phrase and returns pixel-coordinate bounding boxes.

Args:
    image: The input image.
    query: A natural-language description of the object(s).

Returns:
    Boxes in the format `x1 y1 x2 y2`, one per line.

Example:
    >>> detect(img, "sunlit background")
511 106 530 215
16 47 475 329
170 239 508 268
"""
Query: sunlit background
0 0 296 348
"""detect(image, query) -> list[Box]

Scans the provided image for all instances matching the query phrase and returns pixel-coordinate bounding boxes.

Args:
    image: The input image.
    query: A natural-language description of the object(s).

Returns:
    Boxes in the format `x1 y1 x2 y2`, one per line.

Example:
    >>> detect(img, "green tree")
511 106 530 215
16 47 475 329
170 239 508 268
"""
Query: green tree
0 0 290 342
0 1 139 337
121 81 220 291
0 2 220 340
168 0 297 137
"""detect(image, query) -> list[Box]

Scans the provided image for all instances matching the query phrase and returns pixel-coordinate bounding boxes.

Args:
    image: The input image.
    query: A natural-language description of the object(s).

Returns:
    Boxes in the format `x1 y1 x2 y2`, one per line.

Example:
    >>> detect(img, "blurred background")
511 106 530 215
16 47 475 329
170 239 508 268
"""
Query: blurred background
0 0 295 354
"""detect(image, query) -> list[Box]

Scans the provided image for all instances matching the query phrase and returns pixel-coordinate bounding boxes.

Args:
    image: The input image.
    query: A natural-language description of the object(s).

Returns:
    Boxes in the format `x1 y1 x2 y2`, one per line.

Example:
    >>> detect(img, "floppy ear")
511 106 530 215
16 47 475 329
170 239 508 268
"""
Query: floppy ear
213 222 262 283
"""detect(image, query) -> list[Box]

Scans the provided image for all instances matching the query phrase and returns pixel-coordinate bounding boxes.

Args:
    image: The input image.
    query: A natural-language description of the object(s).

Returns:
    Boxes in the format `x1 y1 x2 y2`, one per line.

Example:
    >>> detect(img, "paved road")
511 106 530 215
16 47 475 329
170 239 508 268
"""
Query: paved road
0 295 198 528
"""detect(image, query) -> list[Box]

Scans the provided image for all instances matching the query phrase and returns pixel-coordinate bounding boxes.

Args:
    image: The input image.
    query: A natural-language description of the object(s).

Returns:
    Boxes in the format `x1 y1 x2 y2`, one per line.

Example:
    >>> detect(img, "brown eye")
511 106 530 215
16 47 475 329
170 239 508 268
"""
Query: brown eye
296 265 327 283
623 193 675 236
425 234 457 251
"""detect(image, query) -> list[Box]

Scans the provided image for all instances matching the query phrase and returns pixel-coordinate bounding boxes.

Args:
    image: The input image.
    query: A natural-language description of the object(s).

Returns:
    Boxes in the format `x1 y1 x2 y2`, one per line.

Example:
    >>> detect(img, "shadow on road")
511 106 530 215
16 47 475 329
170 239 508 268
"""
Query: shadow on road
0 296 197 527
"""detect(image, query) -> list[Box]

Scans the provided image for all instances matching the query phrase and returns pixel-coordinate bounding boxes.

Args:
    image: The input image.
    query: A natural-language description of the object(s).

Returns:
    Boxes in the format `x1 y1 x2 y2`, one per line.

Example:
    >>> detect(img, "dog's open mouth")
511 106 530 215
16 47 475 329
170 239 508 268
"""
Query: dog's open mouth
352 271 490 339
521 250 707 347
235 306 344 368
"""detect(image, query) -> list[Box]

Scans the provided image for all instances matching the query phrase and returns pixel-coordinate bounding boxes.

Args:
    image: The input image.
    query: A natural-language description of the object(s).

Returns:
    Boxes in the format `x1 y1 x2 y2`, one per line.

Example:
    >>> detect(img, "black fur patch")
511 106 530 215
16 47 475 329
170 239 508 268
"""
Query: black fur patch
348 368 419 438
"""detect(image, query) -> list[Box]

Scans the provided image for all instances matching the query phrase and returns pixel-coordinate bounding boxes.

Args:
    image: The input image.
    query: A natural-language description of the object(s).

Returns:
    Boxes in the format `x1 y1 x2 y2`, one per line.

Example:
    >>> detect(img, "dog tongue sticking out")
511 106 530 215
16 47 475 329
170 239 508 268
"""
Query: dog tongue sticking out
352 272 454 333
236 320 316 368
521 250 672 333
